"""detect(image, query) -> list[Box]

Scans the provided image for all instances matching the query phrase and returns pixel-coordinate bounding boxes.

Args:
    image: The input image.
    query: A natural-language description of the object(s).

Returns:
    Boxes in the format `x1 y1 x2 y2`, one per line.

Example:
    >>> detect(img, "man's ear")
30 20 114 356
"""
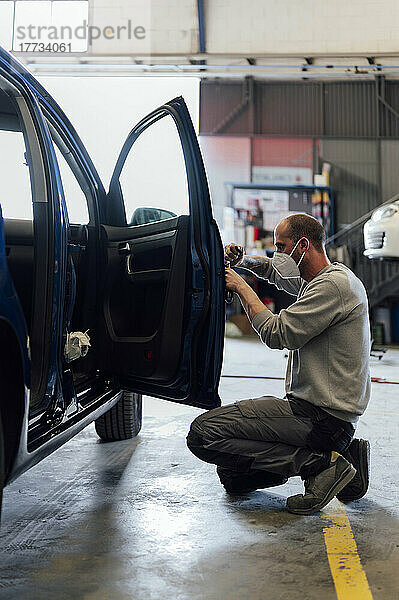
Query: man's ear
299 237 310 251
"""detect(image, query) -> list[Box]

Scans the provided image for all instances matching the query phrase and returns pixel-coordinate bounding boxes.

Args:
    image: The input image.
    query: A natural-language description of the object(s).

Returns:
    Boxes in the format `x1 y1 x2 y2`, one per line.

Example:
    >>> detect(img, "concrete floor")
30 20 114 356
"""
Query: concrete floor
1 337 398 600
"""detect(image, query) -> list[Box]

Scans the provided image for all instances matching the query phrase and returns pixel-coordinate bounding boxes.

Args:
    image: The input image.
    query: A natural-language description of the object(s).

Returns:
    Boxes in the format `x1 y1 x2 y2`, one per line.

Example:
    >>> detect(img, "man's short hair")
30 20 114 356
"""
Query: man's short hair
283 214 326 253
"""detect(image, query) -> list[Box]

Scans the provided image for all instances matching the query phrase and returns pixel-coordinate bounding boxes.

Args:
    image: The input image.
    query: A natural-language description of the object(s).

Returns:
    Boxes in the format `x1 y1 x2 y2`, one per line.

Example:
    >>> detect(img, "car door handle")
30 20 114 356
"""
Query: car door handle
126 253 135 275
118 242 131 256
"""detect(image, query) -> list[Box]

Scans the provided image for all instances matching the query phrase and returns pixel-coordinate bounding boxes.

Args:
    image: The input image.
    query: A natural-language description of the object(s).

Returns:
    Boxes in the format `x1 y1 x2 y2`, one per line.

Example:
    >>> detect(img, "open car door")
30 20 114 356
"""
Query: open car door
99 97 225 409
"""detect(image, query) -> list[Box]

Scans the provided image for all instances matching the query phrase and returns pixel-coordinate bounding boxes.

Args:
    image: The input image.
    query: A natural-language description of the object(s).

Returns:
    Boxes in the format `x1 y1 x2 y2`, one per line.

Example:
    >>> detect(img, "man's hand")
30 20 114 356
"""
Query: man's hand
224 243 244 267
225 267 246 293
225 268 271 322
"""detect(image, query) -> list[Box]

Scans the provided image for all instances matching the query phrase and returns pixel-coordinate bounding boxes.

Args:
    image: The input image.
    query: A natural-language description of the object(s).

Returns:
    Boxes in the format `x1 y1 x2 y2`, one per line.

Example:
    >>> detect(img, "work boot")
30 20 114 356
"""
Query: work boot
286 452 356 515
336 439 370 501
217 466 288 494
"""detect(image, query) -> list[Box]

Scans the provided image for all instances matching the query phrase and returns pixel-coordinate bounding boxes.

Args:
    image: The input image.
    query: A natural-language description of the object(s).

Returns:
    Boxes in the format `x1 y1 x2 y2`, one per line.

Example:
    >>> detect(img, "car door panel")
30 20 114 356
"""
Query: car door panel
100 216 189 381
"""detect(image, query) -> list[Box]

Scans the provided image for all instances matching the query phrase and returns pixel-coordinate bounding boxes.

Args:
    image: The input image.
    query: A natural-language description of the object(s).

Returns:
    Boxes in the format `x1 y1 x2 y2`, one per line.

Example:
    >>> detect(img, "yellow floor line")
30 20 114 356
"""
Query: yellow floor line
322 499 373 600
366 409 399 417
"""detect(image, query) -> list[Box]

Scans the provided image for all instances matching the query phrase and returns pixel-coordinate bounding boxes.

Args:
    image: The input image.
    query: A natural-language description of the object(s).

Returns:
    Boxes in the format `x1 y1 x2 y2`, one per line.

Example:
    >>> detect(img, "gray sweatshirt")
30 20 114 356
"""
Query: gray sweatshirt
240 257 371 423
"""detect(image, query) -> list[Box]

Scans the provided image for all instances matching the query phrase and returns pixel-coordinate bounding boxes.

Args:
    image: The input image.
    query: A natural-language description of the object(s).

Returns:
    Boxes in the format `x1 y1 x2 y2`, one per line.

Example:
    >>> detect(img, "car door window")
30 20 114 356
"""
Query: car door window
117 114 189 226
0 106 34 336
0 129 33 220
52 141 89 224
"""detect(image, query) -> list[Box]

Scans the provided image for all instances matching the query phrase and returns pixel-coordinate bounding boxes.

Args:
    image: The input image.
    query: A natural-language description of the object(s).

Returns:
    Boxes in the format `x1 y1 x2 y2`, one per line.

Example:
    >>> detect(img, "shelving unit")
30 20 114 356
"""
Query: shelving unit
226 183 334 257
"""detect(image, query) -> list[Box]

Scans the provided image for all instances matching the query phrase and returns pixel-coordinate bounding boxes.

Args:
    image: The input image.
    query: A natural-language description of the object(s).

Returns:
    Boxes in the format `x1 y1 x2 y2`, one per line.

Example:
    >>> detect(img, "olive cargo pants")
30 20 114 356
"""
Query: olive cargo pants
187 395 355 489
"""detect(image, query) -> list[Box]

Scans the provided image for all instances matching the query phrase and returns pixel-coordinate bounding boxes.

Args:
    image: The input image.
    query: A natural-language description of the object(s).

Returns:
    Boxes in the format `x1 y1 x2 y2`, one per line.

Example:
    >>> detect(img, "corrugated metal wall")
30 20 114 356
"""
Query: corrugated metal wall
200 81 255 135
200 79 399 228
258 83 322 136
380 81 399 138
381 141 399 199
200 80 388 138
323 82 378 138
319 139 380 225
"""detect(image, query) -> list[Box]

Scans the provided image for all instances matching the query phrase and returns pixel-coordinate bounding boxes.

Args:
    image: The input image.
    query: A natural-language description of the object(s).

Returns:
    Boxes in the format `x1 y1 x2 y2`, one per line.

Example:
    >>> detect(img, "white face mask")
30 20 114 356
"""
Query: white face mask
271 238 309 279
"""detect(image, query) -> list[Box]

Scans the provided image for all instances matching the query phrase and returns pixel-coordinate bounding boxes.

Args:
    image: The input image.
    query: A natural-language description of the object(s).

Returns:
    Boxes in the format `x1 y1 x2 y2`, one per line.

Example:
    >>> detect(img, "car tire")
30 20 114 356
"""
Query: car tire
94 391 142 442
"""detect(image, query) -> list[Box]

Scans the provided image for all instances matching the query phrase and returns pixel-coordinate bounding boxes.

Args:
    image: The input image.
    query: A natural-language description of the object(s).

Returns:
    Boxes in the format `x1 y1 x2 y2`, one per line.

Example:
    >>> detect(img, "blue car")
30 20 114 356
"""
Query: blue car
0 46 225 520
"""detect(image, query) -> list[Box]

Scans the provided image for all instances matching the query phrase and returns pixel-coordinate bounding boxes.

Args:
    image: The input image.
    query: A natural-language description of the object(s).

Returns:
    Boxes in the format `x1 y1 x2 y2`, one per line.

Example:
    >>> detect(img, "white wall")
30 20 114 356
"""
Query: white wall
89 0 399 56
88 0 399 56
51 0 399 56
90 0 198 55
206 0 399 55
199 136 250 228
5 0 399 58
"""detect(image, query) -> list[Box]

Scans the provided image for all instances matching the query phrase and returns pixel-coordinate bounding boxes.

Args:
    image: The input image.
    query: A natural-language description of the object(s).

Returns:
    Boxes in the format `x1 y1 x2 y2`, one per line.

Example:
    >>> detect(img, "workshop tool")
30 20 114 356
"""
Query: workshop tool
225 259 234 304
225 246 244 304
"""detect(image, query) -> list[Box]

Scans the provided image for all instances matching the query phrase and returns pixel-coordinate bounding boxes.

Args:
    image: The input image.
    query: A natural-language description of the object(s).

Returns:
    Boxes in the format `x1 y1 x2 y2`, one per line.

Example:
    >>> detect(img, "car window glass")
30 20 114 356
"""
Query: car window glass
0 129 33 220
52 142 89 224
118 114 189 226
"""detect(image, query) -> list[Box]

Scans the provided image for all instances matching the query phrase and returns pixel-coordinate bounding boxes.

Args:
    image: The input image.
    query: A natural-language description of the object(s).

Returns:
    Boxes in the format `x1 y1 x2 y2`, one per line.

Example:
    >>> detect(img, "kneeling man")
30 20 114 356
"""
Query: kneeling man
187 214 371 515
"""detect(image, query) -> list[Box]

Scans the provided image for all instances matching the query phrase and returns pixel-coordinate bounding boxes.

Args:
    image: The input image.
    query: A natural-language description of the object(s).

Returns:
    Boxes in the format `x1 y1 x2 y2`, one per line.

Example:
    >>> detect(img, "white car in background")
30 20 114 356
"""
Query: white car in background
364 200 399 259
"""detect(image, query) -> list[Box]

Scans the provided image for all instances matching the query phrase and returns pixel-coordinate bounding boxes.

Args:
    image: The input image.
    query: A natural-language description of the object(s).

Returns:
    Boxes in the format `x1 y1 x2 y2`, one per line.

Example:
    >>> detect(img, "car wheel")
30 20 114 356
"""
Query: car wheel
94 391 142 441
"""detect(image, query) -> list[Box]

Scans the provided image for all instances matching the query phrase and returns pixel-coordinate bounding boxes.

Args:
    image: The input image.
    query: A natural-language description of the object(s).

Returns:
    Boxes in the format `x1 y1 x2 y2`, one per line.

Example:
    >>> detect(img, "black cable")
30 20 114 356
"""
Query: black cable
222 374 399 385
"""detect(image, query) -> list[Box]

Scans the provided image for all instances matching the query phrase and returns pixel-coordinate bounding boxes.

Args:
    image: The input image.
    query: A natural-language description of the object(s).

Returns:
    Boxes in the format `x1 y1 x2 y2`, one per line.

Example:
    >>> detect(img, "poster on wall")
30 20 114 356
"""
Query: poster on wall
260 190 290 230
232 188 260 210
233 188 289 231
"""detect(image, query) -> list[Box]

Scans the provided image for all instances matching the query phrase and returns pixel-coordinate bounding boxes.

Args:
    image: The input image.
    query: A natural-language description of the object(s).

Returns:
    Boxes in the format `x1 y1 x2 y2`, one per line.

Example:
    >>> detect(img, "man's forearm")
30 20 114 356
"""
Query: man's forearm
240 254 268 265
238 255 275 284
239 254 302 298
236 280 272 323
240 255 269 271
